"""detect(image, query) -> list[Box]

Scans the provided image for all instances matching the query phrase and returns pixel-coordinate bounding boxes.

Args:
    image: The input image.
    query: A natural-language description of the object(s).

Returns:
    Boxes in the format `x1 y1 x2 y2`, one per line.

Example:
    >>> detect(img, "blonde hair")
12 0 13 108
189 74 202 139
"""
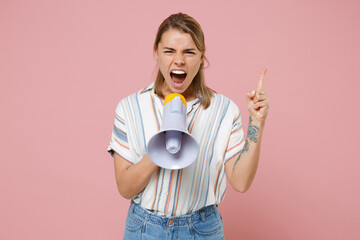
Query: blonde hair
153 13 213 109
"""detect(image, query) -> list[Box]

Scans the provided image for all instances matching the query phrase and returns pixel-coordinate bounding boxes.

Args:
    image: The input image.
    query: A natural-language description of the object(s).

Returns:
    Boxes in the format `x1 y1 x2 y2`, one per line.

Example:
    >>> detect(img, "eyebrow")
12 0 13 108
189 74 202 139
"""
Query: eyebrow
163 47 197 51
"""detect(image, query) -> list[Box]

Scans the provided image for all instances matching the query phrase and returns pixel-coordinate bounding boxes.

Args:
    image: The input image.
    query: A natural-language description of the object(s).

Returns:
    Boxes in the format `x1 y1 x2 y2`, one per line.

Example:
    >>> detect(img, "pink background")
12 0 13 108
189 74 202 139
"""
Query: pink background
1 0 360 239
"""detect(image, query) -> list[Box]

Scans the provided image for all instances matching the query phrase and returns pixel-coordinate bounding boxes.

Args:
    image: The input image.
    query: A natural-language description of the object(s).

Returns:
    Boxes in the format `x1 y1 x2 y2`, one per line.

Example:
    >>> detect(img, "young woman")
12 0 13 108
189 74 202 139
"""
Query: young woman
107 13 269 239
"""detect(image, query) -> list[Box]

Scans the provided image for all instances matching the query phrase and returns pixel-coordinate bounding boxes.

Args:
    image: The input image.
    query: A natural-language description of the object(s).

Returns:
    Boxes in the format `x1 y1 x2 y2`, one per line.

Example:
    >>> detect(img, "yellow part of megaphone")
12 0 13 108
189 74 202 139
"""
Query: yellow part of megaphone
164 93 187 107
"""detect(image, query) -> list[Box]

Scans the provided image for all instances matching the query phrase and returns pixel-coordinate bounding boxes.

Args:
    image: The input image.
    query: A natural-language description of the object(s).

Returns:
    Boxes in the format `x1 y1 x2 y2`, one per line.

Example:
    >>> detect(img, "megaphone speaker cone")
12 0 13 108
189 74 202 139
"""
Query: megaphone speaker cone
147 131 199 169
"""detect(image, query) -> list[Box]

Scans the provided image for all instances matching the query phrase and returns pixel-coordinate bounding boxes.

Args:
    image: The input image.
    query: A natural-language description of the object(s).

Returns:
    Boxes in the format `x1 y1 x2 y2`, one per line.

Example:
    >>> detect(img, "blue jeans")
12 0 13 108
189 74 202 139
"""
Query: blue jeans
123 201 225 240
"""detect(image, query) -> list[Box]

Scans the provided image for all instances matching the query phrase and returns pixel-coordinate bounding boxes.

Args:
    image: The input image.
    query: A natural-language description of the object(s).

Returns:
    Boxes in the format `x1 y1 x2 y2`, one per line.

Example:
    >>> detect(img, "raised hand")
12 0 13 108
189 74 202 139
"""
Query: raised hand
246 67 270 125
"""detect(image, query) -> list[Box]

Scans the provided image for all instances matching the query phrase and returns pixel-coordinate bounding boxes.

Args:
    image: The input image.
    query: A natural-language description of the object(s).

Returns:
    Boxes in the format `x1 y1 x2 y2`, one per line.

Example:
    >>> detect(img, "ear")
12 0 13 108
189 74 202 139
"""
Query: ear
201 54 205 65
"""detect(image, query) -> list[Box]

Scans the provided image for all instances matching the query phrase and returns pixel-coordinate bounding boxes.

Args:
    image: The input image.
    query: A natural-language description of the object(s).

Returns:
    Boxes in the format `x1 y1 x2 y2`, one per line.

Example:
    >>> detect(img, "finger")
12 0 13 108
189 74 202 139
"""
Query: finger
246 90 256 100
246 92 253 106
256 89 266 95
254 100 269 110
253 94 268 104
253 90 268 103
257 67 267 90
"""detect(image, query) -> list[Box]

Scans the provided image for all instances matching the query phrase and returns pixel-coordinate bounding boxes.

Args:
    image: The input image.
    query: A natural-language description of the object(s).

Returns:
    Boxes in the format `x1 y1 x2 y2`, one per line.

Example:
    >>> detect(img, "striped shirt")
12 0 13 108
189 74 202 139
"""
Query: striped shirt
107 83 245 216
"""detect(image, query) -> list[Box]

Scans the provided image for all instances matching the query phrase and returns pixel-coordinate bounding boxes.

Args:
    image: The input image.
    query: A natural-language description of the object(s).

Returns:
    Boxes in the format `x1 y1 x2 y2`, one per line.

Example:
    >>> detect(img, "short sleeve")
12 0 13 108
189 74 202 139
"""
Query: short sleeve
224 101 245 163
107 100 134 163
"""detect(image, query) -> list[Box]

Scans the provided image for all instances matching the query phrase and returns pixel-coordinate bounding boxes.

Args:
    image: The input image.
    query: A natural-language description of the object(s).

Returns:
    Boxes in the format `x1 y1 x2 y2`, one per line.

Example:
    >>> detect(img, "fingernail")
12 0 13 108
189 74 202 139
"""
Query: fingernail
251 90 255 95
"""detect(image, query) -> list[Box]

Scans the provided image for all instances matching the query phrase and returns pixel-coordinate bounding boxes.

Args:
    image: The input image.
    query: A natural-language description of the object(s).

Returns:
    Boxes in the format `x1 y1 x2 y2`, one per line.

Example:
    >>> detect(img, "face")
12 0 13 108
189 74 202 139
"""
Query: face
156 29 203 100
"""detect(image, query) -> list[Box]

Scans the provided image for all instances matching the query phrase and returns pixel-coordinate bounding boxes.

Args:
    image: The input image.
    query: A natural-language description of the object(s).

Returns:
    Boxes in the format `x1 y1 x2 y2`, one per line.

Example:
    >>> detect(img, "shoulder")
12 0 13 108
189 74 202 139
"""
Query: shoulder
114 83 154 113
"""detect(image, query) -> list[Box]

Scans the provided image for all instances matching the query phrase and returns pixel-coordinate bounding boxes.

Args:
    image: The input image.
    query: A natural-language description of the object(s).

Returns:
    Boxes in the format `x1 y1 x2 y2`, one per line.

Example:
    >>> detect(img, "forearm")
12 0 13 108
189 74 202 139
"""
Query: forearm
226 68 269 192
227 117 265 192
115 154 158 199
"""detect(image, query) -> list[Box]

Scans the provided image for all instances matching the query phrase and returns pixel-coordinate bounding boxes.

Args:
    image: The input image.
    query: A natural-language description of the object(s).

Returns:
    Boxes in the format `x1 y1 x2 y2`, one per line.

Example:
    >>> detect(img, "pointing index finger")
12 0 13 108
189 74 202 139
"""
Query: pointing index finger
257 67 267 90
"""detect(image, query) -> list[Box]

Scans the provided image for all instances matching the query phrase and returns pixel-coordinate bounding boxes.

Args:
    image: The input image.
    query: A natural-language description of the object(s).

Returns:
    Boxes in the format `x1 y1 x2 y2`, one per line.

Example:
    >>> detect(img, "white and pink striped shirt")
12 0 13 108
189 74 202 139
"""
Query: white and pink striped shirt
107 83 245 216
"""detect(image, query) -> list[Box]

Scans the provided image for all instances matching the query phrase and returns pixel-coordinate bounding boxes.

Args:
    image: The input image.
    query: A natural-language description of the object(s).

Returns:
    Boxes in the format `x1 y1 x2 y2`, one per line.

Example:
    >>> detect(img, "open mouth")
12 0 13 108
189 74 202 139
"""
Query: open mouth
170 70 187 88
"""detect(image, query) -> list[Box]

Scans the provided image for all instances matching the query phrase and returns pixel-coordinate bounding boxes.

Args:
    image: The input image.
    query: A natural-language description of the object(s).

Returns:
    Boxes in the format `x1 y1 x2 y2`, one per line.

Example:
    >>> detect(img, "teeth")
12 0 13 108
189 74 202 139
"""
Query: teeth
171 70 186 74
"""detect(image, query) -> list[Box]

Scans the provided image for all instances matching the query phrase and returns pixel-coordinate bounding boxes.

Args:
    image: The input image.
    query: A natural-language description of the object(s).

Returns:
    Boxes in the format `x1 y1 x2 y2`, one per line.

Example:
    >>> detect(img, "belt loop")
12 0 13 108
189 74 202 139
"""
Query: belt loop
188 217 194 235
129 201 135 213
201 211 205 222
142 214 148 233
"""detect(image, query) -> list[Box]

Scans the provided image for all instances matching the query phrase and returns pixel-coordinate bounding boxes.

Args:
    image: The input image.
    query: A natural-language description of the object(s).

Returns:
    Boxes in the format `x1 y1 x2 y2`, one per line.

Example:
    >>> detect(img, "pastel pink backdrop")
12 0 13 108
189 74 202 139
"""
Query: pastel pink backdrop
1 0 359 239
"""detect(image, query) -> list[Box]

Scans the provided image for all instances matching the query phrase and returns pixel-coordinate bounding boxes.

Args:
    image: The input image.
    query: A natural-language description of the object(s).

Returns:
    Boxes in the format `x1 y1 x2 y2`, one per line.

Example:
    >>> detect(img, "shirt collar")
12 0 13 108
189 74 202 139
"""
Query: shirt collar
140 82 202 107
139 82 155 94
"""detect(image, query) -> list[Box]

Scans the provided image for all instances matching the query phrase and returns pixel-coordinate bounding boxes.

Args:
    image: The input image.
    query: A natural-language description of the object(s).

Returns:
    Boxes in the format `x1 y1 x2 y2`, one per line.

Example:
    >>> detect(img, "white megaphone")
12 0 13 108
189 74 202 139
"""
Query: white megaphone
147 93 199 169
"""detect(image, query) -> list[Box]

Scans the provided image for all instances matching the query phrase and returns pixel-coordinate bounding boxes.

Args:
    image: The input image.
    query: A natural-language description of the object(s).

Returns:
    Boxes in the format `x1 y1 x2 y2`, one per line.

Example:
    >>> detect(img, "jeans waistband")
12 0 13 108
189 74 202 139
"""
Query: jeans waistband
129 201 218 227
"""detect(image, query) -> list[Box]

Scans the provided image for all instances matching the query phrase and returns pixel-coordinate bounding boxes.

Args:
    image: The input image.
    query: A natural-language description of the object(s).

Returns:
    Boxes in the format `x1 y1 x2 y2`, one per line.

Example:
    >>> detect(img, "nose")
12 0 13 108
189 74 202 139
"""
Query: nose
174 53 185 66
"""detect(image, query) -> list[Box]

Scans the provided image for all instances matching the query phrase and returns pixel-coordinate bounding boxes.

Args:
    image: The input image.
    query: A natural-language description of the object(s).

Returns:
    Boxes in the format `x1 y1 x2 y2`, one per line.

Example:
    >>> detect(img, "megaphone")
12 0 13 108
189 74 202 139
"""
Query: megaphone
147 93 199 169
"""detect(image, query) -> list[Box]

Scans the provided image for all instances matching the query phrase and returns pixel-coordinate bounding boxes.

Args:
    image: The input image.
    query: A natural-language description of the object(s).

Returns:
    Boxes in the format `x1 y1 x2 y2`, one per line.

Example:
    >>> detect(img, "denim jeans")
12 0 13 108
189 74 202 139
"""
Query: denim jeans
123 201 225 240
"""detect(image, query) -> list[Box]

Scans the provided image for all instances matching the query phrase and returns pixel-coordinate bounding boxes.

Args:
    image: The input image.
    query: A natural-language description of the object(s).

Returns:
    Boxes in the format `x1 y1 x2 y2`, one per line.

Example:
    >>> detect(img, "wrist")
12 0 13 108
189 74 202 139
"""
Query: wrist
249 116 266 128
